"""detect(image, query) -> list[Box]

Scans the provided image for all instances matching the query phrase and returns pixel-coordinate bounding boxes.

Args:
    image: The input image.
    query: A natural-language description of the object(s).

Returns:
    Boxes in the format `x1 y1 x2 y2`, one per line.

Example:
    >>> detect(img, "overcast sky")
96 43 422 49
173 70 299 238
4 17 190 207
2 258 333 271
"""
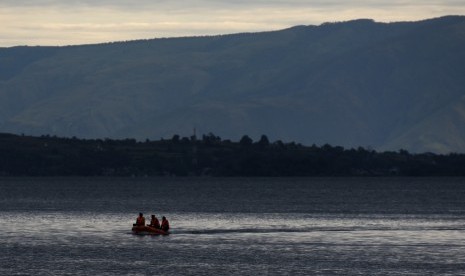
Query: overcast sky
1 0 463 47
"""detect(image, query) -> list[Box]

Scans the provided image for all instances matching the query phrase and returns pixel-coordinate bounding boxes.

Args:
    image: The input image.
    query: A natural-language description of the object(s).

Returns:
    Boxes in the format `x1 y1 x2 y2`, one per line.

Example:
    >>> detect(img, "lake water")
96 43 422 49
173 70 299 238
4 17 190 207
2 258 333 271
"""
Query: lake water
1 177 465 275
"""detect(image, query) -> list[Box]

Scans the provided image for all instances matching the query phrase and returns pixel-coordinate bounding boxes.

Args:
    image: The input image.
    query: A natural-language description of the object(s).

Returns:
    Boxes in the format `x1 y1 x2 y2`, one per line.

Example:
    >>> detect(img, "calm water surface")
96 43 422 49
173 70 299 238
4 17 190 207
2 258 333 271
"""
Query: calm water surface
1 177 465 275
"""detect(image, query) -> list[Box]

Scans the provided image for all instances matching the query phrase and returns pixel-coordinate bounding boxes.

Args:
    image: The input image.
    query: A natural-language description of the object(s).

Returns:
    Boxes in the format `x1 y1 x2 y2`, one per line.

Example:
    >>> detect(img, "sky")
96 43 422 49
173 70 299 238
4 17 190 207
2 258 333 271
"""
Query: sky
1 0 464 47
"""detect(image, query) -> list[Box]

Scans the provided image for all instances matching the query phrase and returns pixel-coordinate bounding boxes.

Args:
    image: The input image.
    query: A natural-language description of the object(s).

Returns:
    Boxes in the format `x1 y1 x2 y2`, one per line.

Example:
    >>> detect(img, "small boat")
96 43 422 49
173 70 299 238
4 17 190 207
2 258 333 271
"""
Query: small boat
132 225 169 235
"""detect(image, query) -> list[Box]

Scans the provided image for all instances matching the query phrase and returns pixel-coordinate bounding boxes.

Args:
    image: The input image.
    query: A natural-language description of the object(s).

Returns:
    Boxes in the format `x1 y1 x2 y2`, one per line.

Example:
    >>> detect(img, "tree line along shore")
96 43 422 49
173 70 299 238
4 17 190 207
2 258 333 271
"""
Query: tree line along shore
0 133 464 177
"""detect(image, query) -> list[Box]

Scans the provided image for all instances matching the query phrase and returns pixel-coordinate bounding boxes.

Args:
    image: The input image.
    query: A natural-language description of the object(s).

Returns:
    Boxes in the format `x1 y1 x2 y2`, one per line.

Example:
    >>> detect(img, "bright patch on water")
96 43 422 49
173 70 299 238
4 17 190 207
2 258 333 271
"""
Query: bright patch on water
1 177 465 275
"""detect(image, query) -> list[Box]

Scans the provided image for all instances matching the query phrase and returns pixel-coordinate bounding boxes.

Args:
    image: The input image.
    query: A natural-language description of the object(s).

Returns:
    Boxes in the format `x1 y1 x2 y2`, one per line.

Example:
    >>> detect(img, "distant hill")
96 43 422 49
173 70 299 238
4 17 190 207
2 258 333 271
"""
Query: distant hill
1 16 465 153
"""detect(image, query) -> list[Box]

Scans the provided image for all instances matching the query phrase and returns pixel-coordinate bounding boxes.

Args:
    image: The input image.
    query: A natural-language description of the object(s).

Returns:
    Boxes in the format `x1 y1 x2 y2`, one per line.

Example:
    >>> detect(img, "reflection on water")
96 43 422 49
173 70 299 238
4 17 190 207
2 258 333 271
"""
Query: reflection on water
2 212 465 275
1 177 465 275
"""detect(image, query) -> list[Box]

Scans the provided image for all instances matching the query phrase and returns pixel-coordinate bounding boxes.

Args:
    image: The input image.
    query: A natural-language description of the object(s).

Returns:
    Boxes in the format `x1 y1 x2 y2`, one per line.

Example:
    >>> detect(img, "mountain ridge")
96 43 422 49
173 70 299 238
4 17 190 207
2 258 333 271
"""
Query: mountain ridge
1 16 465 153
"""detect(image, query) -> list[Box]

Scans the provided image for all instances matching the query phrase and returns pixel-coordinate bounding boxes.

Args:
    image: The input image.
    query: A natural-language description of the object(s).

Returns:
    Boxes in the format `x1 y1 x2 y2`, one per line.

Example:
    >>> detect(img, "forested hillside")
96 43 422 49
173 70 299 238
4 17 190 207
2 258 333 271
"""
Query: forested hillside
1 133 464 177
1 16 465 153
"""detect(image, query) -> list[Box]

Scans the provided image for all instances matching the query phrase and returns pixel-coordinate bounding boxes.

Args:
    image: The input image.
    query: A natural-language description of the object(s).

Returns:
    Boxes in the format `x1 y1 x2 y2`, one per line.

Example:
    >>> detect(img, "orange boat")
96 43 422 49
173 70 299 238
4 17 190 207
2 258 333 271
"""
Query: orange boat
131 225 169 235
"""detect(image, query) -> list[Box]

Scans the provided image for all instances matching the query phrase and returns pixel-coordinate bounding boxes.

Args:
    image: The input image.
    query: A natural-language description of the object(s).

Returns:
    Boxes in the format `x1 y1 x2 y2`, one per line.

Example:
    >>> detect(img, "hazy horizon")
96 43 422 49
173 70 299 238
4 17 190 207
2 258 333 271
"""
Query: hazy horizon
1 0 464 47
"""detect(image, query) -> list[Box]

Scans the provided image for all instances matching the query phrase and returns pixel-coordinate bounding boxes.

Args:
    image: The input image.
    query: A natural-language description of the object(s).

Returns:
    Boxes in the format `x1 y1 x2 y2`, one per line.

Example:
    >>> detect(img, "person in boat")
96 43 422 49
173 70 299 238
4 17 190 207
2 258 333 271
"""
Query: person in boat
134 213 145 226
161 216 170 232
149 215 161 229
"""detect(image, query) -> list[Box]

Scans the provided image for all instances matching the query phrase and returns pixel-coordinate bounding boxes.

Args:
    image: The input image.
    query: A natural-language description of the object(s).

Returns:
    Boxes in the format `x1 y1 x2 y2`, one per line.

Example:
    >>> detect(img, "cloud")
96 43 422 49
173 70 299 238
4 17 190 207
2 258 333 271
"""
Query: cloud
1 0 464 46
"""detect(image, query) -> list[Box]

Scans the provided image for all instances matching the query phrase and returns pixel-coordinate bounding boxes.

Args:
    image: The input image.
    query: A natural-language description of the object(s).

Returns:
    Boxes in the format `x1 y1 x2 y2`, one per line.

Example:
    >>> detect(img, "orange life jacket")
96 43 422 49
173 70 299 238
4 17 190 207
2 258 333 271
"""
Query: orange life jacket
151 218 160 228
136 216 145 226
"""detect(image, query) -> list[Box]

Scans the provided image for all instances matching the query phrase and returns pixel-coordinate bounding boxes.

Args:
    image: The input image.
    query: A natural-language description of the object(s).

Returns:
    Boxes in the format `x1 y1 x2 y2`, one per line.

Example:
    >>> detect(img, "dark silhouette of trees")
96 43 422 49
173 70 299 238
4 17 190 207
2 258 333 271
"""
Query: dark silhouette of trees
257 135 270 147
171 134 180 143
0 132 464 177
239 135 253 146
